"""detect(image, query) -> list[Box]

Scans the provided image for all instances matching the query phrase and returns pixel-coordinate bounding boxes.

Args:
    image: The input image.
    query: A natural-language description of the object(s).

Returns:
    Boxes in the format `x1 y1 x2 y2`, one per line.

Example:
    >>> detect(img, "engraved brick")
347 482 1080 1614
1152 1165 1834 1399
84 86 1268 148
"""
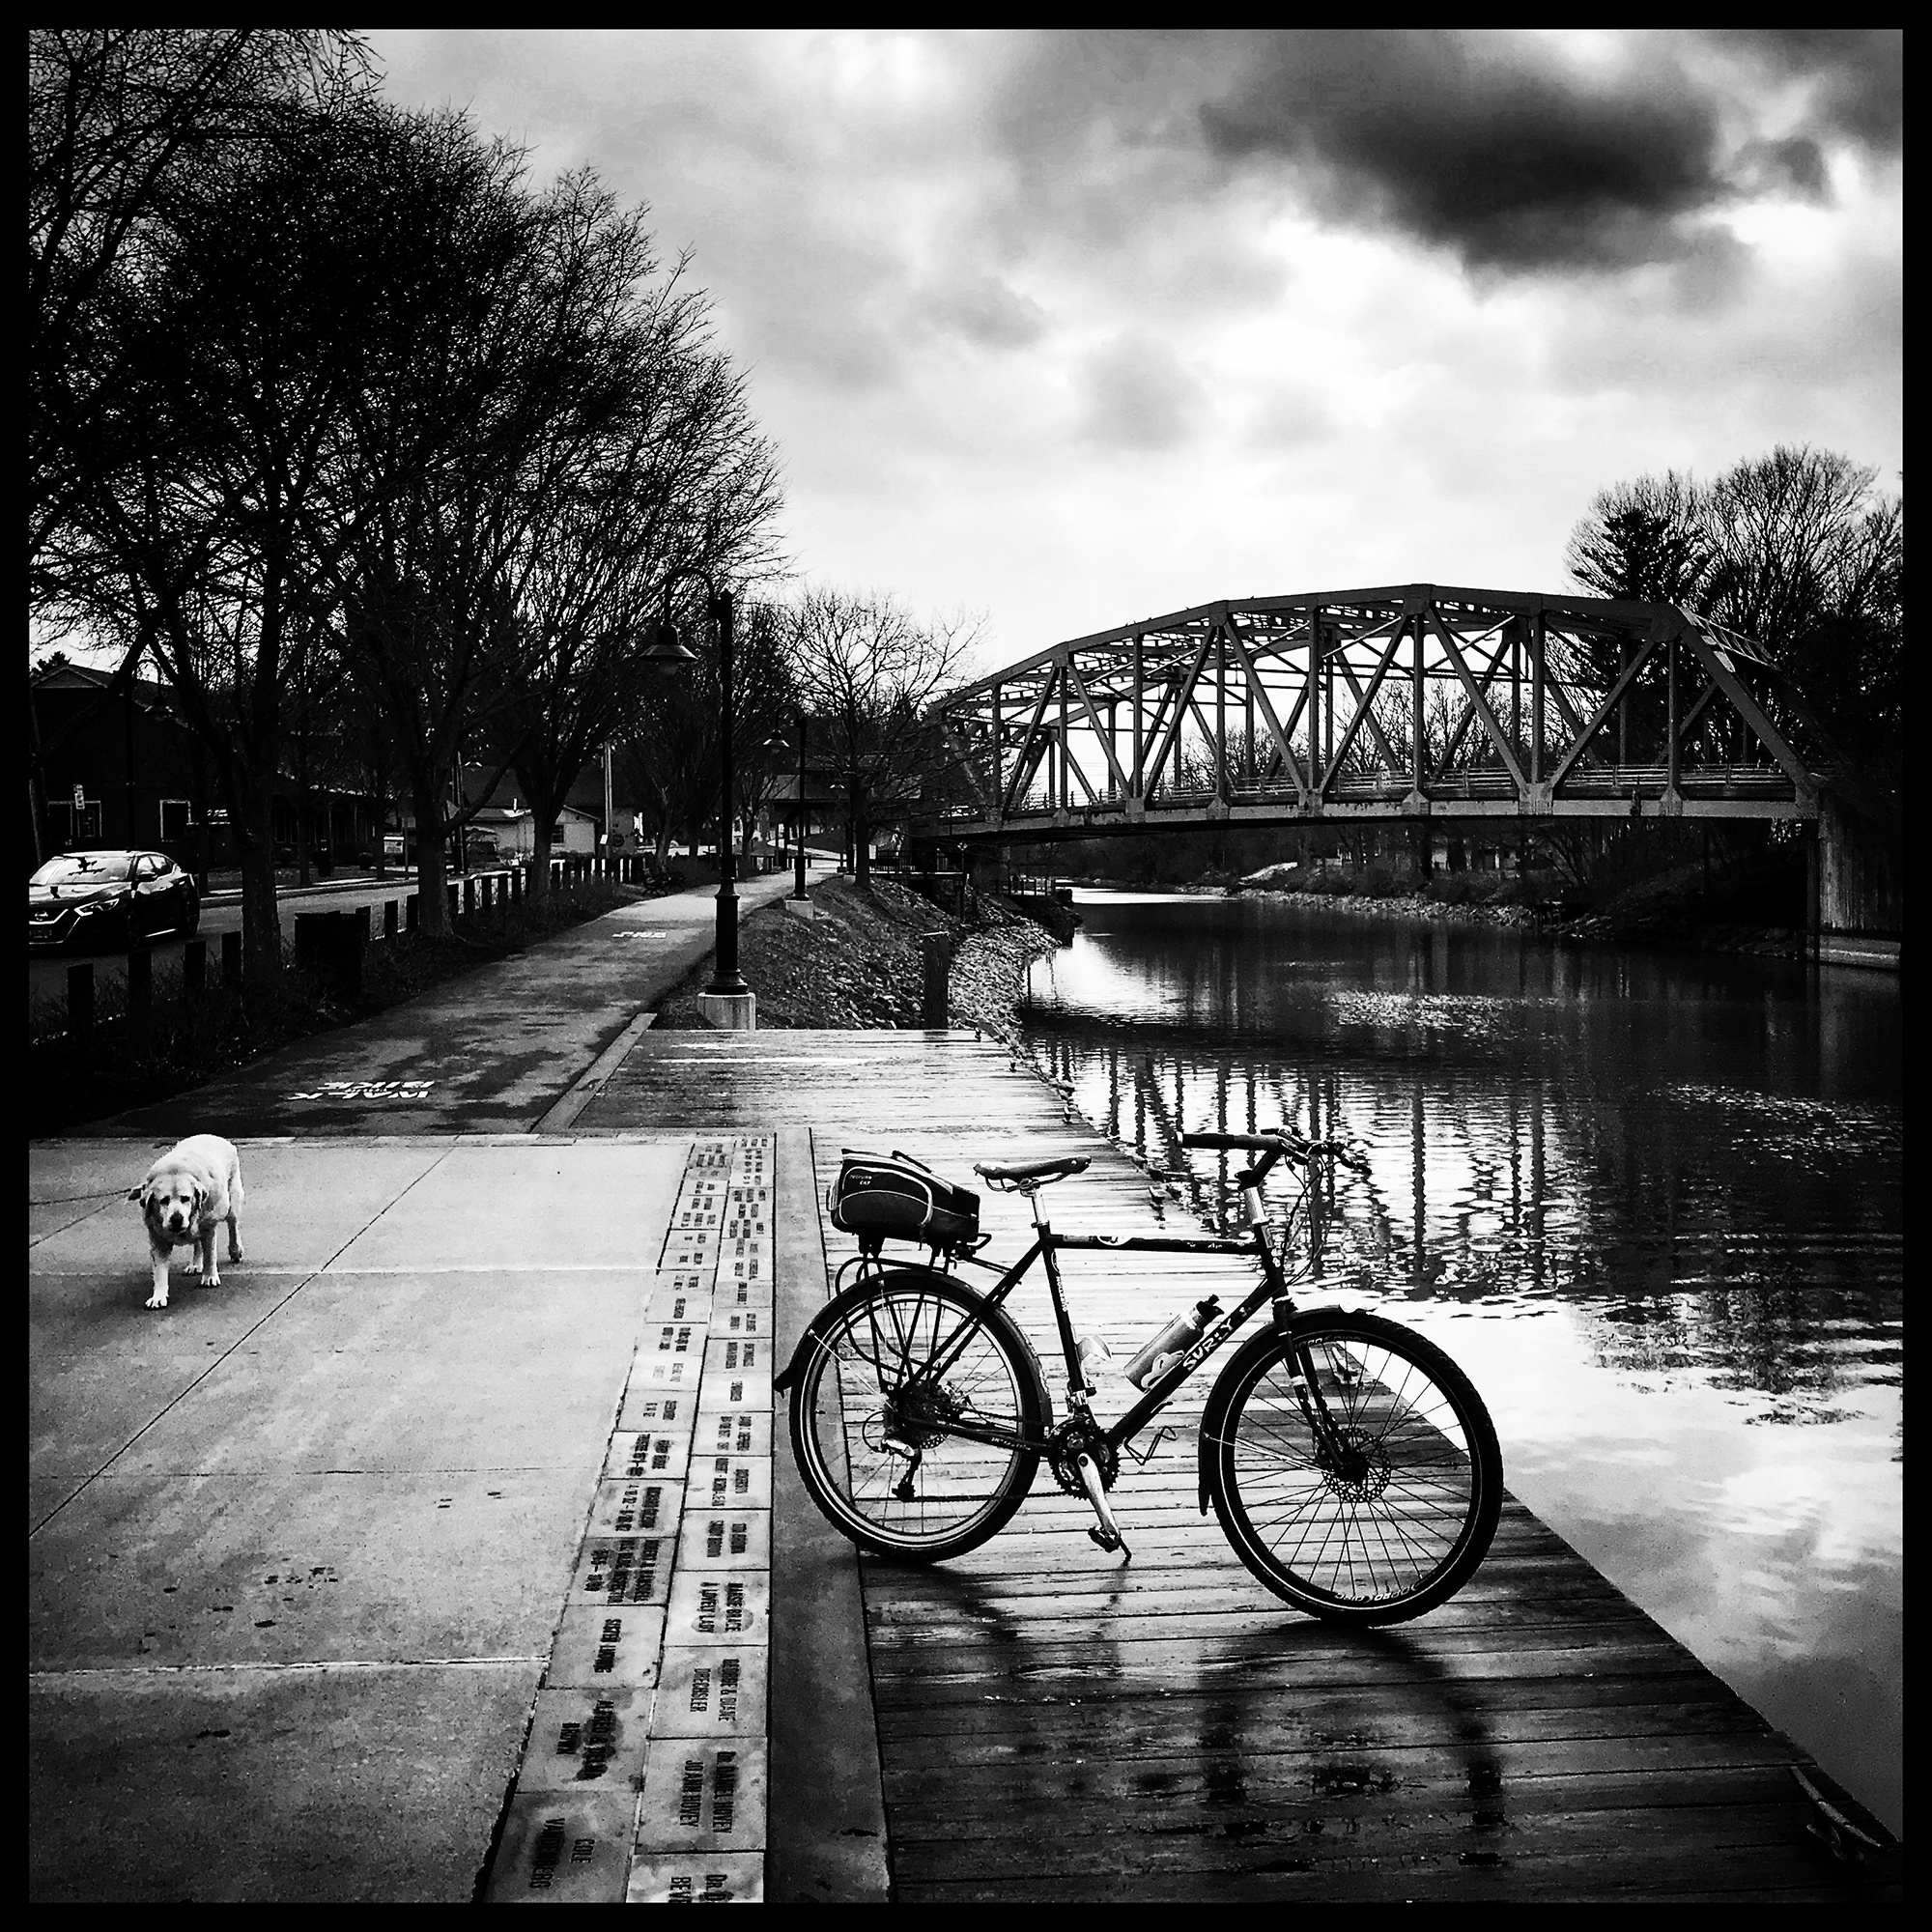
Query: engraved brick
674 1509 769 1573
681 1454 771 1513
665 1572 769 1647
652 1646 768 1739
697 1410 771 1458
636 1738 767 1854
613 1392 696 1436
520 1685 652 1794
568 1532 671 1607
482 1789 638 1903
626 1851 764 1904
548 1604 666 1688
587 1476 681 1536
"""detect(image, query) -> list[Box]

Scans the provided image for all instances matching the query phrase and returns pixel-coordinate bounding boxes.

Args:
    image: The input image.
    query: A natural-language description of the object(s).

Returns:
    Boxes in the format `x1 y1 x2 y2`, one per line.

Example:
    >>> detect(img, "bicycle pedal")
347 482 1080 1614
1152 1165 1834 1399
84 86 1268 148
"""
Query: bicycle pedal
1087 1524 1129 1557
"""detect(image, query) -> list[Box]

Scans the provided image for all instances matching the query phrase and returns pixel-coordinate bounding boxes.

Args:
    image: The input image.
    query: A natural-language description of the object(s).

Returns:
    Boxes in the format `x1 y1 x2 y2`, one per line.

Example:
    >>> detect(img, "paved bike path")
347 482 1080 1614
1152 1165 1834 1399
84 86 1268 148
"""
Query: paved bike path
64 872 800 1141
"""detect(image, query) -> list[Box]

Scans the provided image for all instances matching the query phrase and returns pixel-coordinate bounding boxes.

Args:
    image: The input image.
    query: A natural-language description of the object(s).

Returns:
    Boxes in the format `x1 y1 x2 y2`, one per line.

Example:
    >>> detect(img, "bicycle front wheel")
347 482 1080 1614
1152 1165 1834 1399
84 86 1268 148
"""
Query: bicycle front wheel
1206 1310 1502 1625
787 1267 1048 1563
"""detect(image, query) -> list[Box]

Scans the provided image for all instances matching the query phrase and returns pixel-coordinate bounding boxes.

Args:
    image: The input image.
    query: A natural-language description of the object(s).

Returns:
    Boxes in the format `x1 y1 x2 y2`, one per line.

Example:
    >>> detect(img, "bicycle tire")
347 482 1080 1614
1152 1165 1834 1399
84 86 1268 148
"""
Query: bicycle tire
786 1266 1049 1563
1205 1309 1502 1625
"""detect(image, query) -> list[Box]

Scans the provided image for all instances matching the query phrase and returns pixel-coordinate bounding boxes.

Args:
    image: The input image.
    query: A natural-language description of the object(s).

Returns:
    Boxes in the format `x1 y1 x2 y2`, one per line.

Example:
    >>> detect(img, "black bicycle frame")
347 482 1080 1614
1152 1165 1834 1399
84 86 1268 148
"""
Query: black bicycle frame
900 1213 1297 1458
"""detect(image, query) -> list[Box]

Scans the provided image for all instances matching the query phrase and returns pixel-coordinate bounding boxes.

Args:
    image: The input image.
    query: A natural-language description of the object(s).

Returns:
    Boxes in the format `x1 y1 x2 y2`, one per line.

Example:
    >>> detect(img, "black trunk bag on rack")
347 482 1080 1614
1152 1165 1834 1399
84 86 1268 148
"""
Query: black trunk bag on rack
827 1149 980 1256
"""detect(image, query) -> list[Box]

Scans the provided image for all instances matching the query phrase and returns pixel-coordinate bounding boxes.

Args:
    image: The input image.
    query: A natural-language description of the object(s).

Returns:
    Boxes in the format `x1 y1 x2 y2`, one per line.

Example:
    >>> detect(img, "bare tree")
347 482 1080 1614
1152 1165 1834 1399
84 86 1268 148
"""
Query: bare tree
481 185 784 903
784 589 980 885
325 121 646 935
44 98 394 980
29 28 371 597
1566 446 1902 796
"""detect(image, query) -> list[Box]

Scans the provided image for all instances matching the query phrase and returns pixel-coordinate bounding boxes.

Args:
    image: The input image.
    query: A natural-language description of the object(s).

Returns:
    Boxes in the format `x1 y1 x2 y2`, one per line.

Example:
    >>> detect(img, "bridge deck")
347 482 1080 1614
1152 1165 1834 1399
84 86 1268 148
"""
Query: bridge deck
579 1030 1898 1902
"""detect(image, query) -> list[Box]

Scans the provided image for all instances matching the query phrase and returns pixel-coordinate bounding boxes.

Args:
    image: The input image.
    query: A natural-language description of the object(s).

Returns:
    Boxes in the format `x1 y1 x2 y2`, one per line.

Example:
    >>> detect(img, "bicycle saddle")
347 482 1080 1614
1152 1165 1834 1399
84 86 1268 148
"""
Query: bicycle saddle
974 1154 1091 1185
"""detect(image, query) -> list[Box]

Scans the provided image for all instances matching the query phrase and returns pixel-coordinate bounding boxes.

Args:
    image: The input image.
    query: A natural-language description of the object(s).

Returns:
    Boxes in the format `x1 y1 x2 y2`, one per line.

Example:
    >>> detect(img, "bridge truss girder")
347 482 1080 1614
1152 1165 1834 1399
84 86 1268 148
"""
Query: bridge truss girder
915 583 1838 843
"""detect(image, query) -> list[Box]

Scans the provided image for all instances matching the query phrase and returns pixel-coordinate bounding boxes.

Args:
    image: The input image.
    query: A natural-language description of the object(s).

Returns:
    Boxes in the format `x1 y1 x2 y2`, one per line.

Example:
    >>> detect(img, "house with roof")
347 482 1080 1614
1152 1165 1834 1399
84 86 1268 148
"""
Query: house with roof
27 659 380 877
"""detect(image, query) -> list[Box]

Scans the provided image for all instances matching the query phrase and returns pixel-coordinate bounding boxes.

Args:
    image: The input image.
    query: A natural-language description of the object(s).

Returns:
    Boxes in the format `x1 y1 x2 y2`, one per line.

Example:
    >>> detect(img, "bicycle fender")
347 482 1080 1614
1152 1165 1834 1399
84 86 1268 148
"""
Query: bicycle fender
772 1334 809 1397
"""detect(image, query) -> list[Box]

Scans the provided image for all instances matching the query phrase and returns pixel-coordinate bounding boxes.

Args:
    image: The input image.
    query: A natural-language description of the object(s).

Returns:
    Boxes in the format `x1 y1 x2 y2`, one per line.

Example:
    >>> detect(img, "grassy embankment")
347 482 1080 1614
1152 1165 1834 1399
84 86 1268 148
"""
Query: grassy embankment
651 873 1068 1039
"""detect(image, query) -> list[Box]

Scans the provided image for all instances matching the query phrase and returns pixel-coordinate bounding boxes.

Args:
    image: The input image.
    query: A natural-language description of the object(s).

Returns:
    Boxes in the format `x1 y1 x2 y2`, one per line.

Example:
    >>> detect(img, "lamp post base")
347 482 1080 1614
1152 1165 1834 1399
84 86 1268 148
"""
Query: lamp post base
698 990 757 1030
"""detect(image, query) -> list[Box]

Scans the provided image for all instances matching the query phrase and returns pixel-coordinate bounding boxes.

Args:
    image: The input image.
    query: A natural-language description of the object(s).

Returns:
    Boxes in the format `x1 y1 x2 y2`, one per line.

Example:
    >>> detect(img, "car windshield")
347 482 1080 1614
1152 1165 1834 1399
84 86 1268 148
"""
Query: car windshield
32 854 136 885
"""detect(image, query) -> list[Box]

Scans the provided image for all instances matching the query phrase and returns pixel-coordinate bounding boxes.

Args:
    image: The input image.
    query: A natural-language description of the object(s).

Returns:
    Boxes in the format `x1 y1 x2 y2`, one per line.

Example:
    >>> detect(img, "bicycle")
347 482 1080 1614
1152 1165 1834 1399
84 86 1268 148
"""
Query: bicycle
774 1130 1505 1626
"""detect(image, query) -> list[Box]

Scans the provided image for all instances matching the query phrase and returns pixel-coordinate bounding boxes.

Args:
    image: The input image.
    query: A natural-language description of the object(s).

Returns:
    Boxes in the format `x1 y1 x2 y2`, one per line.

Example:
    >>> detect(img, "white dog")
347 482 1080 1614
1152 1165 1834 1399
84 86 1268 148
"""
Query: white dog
129 1135 245 1310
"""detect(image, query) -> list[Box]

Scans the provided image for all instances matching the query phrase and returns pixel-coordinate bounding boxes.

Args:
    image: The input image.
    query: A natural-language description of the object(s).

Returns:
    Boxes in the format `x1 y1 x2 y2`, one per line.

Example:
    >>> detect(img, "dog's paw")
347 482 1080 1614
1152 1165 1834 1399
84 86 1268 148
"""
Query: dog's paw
144 1290 169 1310
199 1271 219 1289
227 1245 244 1264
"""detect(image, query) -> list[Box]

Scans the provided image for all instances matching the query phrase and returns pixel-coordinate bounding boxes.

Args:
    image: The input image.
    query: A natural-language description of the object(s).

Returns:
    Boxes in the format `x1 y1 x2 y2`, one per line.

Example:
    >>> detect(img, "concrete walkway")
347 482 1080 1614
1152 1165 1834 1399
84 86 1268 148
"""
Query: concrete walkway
28 869 884 1905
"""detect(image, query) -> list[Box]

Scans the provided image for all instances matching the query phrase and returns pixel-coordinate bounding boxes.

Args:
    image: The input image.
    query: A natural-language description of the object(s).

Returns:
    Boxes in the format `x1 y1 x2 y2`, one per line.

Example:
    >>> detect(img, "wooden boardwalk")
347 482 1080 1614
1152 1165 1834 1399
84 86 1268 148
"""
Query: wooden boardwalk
581 1030 1901 1903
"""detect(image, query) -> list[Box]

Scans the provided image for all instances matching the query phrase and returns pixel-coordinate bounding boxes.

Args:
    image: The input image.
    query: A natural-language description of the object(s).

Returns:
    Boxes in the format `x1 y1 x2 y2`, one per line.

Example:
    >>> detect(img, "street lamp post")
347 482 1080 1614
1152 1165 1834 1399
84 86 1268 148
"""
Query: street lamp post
792 716 810 901
644 572 753 1028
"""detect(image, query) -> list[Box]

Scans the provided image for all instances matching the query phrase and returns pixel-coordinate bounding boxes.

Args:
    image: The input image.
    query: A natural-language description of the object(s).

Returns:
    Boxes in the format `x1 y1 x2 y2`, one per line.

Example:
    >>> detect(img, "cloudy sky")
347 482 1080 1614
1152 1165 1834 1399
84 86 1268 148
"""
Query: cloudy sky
371 28 1901 677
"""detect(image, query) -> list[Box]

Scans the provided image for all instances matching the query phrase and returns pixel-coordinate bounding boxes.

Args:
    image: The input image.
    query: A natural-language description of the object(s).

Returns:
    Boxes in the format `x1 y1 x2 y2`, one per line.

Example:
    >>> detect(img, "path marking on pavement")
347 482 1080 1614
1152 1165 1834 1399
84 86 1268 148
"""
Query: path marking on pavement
285 1079 436 1102
482 1133 774 1905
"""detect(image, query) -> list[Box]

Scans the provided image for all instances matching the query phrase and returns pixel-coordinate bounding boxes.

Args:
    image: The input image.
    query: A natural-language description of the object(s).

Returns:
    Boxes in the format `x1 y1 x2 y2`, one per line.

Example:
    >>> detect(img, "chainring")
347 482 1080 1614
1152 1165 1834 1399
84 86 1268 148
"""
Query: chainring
1047 1420 1120 1495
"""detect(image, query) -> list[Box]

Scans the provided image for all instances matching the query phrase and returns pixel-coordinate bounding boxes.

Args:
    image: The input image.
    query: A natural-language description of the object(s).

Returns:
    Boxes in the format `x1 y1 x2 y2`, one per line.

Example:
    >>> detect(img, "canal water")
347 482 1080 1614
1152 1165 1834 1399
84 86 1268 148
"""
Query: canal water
1019 889 1903 1836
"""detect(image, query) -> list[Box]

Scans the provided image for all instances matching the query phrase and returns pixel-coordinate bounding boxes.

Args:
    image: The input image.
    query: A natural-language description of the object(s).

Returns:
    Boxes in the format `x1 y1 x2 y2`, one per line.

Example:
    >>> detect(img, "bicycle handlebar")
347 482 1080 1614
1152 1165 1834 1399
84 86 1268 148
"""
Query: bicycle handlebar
1180 1130 1370 1175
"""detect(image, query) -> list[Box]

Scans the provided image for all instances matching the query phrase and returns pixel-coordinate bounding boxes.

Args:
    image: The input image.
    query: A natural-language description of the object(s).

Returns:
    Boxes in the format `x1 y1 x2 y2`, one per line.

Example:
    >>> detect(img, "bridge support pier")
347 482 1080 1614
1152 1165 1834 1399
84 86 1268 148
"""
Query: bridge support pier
1814 793 1902 967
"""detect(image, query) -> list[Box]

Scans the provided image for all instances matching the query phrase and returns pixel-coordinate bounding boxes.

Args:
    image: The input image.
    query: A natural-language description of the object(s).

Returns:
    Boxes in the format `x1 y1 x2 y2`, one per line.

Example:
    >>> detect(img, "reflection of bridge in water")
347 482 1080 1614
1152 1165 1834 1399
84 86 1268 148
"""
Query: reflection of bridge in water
1028 1022 1562 1300
916 584 1841 846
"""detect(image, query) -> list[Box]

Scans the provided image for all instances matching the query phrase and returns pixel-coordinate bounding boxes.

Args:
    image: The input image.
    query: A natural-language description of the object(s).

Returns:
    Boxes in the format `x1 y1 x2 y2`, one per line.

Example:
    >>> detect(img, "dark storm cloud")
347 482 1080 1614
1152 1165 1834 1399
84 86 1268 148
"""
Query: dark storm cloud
1197 31 1727 272
989 29 1900 277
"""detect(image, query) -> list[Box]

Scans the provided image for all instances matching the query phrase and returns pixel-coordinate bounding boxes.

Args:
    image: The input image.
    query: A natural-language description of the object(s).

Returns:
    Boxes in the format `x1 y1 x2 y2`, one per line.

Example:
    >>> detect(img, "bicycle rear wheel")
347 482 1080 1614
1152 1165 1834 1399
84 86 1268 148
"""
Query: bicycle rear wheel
1206 1310 1502 1625
787 1267 1048 1562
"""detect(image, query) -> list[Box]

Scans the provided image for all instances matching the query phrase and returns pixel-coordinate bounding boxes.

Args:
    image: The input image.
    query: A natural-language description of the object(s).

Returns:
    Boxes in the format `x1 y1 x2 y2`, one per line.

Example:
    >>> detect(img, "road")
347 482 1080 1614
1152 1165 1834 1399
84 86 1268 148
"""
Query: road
28 873 444 1013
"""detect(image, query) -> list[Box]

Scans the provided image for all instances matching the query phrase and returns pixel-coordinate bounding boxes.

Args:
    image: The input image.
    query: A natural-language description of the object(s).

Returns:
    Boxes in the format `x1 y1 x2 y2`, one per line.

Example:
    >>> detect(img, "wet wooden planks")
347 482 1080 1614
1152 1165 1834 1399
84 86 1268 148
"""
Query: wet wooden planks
584 1030 1900 1902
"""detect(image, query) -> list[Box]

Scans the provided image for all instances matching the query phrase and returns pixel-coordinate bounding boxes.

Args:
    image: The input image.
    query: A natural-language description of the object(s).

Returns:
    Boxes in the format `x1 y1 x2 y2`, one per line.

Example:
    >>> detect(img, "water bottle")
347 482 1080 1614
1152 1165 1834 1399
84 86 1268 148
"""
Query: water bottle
1122 1295 1222 1390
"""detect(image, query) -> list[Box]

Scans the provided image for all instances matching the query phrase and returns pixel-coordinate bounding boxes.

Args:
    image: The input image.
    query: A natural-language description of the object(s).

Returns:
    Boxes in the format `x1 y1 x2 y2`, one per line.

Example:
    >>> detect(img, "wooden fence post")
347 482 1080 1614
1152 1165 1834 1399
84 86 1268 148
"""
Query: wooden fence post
921 931 954 1029
221 929 242 986
184 938 206 1002
406 893 418 934
127 946 153 1037
384 899 399 941
68 960 95 1037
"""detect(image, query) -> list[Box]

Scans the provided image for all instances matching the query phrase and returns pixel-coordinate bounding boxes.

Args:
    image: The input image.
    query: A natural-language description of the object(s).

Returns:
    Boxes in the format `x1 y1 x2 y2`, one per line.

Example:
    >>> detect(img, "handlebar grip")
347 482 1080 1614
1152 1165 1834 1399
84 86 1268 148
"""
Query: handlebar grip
1180 1132 1256 1151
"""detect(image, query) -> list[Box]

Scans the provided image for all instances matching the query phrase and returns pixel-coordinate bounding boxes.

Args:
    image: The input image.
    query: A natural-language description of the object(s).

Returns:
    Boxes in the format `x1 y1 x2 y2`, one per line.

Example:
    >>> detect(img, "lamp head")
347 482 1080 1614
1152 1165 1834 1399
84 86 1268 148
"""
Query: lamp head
637 618 696 665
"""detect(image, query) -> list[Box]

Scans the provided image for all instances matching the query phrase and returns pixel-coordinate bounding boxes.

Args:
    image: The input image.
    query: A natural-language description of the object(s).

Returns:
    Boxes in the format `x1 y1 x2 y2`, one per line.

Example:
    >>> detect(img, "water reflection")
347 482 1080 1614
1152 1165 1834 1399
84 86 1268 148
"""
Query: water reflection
1020 890 1903 1834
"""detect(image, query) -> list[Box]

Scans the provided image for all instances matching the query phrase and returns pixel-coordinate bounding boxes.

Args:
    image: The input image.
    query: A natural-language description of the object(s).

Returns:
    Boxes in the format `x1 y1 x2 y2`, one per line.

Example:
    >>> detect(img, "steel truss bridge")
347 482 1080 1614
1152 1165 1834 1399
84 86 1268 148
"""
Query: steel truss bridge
912 584 1840 845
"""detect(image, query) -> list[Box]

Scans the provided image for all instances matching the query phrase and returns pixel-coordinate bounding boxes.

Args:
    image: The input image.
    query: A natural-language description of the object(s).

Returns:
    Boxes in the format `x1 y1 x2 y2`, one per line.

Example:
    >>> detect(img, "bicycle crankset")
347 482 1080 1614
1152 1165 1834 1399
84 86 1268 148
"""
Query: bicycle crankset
1049 1422 1130 1556
1047 1421 1119 1495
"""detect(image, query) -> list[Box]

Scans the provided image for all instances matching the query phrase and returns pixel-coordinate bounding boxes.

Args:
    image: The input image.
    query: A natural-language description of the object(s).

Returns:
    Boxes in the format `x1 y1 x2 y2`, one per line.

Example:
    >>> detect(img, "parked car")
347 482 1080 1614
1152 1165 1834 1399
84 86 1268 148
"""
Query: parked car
29 849 200 952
